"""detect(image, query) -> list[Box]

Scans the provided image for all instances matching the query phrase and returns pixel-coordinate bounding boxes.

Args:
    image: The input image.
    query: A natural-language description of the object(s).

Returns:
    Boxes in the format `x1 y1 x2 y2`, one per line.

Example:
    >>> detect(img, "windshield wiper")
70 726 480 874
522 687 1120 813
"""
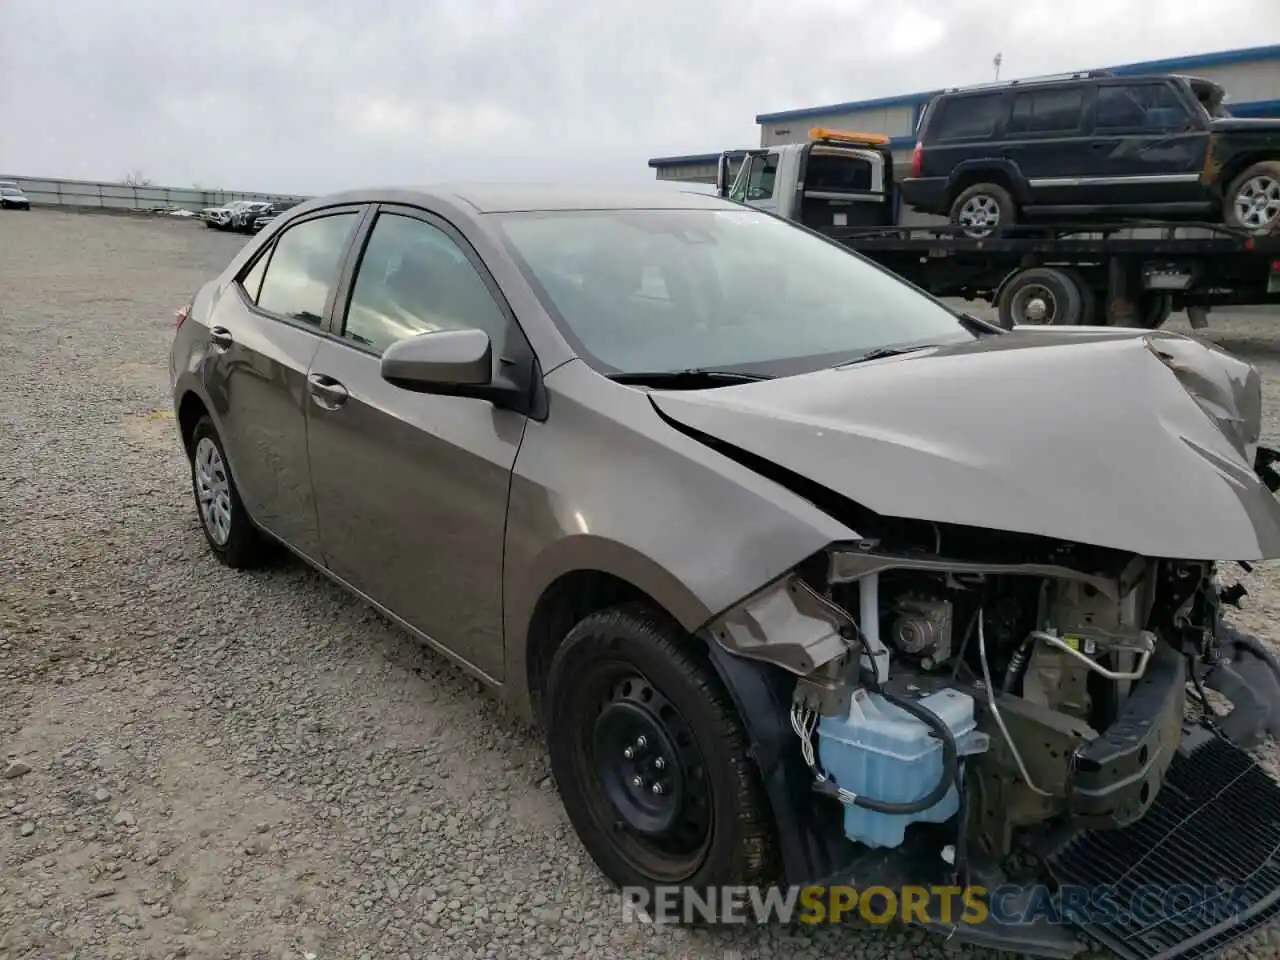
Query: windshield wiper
608 368 767 387
840 344 939 366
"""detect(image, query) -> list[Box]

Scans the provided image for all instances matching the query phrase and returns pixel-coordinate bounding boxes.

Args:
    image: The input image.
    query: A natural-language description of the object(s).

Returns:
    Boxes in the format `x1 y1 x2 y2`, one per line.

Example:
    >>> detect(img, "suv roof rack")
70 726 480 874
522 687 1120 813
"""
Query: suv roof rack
942 69 1114 94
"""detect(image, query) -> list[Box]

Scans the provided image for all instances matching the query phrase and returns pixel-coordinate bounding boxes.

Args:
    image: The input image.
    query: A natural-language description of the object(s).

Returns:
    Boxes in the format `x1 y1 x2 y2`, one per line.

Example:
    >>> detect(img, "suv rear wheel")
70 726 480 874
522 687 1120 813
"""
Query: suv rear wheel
950 183 1016 238
1225 161 1280 235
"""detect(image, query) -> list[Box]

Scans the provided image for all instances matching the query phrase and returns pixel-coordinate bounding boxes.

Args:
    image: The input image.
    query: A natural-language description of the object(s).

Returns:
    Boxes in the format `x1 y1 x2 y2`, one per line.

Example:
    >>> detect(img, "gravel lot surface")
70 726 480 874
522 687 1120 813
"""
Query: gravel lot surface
3 208 1280 960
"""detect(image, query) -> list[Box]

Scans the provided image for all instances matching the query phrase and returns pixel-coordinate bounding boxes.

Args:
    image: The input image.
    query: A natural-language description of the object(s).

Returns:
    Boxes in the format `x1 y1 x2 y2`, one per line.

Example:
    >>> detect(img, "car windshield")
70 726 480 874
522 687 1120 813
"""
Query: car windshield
496 208 975 376
0 187 21 196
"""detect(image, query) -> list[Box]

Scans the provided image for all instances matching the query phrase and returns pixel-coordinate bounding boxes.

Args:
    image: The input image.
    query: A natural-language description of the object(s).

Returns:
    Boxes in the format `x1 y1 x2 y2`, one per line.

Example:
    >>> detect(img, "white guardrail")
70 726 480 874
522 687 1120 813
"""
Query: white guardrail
0 174 309 214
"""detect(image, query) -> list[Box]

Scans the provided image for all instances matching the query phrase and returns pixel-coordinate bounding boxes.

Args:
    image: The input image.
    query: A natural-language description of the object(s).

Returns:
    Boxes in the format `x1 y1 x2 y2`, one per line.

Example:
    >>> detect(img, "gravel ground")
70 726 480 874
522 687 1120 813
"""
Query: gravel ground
3 208 1280 960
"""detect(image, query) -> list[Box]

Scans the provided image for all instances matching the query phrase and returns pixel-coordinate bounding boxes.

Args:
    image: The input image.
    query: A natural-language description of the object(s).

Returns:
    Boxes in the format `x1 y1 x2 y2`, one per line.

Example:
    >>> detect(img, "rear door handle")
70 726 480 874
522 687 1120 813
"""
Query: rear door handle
307 373 349 410
209 326 234 349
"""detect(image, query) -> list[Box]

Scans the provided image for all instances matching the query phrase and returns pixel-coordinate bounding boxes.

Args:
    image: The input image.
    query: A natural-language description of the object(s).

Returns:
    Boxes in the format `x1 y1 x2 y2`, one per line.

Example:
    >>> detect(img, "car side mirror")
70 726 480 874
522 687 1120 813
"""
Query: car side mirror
380 328 528 411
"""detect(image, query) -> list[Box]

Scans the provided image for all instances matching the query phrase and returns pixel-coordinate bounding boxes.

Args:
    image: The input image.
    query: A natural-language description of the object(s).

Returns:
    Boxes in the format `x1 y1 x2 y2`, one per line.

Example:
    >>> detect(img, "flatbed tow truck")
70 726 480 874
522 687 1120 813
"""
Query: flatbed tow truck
703 128 1280 328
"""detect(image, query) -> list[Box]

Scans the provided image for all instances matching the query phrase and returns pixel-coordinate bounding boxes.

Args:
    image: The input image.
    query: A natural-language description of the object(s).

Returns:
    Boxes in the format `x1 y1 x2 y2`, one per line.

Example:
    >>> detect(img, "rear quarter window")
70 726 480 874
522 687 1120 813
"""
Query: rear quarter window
927 93 1008 142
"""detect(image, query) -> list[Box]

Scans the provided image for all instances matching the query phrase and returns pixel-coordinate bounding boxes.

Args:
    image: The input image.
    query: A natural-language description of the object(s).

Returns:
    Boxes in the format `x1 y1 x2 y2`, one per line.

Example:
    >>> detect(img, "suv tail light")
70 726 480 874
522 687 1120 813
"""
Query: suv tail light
910 141 923 179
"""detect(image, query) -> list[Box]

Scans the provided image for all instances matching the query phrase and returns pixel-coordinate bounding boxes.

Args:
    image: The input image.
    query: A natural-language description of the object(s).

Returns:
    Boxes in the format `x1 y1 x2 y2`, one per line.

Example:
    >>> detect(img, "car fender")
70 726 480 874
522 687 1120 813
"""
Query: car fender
171 281 235 462
946 158 1031 205
501 360 857 722
702 641 851 885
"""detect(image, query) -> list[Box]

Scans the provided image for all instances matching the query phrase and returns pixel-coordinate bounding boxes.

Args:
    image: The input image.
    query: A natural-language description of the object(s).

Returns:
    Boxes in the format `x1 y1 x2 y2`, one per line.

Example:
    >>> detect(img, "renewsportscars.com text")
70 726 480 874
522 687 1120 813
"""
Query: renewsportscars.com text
620 883 1253 926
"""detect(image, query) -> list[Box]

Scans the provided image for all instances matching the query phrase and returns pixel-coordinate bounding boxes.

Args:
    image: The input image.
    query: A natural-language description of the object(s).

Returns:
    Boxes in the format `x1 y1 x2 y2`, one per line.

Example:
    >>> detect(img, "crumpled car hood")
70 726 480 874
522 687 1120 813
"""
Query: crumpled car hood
651 328 1280 561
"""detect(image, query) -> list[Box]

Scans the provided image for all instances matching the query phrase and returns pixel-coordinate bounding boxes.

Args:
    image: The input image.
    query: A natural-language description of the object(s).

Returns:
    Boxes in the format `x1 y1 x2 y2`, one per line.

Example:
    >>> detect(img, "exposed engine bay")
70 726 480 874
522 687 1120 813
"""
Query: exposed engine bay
673 334 1280 958
709 518 1280 903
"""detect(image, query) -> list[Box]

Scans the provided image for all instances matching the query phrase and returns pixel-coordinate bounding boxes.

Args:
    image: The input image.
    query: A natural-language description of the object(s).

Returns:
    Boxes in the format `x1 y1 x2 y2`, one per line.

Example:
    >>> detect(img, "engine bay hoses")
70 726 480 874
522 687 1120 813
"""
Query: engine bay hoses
977 607 1054 798
792 640 961 816
793 699 961 814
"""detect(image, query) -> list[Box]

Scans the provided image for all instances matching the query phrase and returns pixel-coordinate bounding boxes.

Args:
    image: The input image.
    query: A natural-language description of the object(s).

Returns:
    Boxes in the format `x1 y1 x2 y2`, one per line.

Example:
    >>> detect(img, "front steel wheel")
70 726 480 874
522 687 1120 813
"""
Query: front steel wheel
544 604 775 896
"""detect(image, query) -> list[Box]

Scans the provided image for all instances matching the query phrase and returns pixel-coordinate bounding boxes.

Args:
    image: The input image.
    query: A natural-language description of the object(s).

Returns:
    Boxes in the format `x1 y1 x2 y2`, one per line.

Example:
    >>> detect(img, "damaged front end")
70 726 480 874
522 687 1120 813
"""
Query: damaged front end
704 521 1280 959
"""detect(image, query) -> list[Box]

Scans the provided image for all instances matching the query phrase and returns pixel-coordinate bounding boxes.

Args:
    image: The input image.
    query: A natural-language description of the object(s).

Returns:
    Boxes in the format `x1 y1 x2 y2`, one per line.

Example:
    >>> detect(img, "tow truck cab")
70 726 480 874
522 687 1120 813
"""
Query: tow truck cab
716 128 899 230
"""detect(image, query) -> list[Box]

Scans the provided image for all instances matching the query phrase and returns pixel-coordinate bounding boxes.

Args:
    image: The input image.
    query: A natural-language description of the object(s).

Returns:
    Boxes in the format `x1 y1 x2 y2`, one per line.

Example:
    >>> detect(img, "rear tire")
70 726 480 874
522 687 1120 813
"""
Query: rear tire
188 417 270 568
544 603 776 903
1136 293 1172 330
1224 161 1280 235
996 267 1083 328
1061 268 1100 326
950 183 1017 238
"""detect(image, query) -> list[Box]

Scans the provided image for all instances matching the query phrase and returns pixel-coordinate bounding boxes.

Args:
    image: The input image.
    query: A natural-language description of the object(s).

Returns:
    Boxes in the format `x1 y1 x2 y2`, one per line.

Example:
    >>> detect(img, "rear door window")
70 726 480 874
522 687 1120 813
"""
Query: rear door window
255 213 360 326
805 153 874 192
928 93 1008 141
1006 86 1086 136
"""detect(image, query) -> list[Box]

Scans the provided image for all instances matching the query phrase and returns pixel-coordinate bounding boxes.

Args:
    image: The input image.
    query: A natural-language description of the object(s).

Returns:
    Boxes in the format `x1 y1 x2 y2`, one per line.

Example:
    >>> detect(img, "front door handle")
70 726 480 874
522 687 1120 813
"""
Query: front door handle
209 326 234 349
307 373 349 410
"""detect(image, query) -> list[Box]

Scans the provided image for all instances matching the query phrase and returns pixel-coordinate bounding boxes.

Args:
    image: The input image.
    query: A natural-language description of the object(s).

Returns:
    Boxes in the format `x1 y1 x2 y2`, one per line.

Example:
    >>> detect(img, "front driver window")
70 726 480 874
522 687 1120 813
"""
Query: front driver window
342 212 509 361
1096 83 1189 132
745 154 779 201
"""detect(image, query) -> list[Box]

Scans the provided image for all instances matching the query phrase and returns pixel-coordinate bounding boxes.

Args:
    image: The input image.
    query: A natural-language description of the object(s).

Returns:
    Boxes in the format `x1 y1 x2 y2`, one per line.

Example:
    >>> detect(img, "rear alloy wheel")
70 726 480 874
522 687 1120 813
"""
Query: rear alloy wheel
544 604 775 898
996 267 1084 328
189 416 269 568
1225 161 1280 235
950 183 1017 239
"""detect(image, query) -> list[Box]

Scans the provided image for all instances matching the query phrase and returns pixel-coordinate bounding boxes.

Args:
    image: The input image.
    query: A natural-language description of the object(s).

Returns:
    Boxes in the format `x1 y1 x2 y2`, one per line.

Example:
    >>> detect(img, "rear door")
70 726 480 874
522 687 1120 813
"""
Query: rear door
917 91 1011 182
202 206 365 560
1085 79 1210 207
1001 84 1092 207
304 205 529 680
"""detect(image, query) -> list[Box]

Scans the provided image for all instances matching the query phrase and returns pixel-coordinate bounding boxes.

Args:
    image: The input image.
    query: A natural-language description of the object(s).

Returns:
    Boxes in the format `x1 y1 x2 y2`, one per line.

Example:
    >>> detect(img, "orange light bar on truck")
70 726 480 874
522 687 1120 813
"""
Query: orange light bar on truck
809 127 890 145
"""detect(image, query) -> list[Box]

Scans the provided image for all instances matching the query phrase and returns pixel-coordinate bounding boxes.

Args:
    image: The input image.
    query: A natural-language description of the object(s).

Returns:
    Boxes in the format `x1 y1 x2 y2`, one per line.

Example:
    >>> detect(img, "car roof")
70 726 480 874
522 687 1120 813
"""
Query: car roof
933 70 1194 104
295 184 739 215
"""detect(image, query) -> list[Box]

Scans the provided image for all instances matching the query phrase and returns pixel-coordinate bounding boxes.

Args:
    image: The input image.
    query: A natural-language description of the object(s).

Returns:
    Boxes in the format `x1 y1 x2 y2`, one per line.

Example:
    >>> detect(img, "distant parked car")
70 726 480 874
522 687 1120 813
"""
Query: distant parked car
229 201 276 233
901 71 1280 237
0 184 30 210
200 200 258 231
250 202 296 233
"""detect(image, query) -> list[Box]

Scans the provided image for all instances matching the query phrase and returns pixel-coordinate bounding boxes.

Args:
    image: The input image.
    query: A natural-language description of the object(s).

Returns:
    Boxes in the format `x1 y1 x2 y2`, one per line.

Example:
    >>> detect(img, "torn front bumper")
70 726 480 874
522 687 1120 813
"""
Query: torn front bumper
1070 643 1186 827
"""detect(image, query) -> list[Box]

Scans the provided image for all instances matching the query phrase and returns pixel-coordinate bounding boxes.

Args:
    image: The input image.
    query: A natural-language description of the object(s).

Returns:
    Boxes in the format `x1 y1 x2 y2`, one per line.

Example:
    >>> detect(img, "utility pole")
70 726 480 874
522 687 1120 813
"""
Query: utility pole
993 52 1003 81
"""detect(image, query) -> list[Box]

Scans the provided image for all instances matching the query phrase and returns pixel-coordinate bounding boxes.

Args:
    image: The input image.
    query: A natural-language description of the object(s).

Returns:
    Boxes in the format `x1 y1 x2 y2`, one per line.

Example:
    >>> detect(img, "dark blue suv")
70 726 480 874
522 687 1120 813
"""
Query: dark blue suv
900 71 1280 238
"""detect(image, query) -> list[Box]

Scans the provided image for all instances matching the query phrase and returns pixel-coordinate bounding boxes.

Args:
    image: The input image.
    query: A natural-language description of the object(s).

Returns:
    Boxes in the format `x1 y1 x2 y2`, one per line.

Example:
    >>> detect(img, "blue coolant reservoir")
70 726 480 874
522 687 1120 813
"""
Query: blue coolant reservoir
816 688 989 849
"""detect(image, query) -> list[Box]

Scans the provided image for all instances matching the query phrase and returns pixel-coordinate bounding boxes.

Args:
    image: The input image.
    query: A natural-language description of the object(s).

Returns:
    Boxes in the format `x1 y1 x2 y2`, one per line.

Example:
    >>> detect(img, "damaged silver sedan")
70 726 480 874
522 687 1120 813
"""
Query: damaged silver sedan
170 185 1280 959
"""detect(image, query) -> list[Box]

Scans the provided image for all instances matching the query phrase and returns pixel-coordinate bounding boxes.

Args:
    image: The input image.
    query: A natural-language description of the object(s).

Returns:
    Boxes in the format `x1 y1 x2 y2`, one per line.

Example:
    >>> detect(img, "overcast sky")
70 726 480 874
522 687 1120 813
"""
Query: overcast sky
1 0 1277 195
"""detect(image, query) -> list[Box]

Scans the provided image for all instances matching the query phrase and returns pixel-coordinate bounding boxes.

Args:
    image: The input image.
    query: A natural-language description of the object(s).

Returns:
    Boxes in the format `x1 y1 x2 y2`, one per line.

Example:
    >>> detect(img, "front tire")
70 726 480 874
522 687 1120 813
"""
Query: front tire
188 416 269 568
1224 161 1280 235
544 604 776 899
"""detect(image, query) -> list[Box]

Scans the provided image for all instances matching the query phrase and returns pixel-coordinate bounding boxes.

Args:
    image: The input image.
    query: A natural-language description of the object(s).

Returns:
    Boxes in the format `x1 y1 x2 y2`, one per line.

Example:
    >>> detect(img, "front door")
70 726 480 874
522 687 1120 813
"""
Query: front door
305 206 528 680
729 151 781 215
203 207 364 559
1085 80 1210 209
